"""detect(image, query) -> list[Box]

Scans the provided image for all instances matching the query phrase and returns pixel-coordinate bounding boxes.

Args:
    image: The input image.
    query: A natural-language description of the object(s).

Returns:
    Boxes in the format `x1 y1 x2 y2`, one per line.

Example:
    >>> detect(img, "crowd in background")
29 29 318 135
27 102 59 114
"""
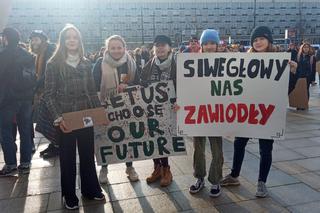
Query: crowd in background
0 24 319 210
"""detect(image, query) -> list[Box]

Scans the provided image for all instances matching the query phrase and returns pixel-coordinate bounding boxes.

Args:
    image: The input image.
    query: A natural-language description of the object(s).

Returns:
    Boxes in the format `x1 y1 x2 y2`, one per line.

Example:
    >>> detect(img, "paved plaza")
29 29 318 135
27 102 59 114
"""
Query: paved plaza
1 86 320 213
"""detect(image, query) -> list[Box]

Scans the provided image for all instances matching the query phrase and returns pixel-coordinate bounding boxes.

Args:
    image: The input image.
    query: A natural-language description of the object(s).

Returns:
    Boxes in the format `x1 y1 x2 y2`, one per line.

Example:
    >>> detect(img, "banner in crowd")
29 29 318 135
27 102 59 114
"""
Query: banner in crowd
177 52 291 140
95 81 186 165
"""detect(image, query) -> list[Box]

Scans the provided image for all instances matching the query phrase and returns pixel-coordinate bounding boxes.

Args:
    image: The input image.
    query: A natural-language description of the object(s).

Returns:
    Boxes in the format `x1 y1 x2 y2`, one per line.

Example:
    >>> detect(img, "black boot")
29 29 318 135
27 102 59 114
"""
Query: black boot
40 143 59 158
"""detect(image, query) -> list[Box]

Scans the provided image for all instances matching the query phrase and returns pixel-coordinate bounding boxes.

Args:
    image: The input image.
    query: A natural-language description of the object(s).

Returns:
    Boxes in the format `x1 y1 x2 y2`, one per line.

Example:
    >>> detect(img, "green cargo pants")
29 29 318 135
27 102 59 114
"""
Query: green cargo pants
193 136 223 185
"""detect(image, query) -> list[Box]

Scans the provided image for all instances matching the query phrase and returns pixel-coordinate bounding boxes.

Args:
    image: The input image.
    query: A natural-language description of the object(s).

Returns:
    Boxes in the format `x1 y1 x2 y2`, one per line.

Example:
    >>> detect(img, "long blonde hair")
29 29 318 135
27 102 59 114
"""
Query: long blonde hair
49 24 84 65
105 35 126 50
297 42 313 62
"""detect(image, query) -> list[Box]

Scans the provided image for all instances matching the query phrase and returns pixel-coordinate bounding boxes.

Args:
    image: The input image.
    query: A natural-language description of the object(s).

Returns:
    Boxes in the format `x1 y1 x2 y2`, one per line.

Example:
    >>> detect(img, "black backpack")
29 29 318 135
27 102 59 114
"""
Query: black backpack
11 48 37 97
0 47 36 104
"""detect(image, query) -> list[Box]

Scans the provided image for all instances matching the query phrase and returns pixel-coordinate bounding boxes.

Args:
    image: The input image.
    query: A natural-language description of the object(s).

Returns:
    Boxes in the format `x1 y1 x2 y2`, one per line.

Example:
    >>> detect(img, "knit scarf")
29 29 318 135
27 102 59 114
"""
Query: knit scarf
155 53 173 71
66 53 80 68
100 51 136 102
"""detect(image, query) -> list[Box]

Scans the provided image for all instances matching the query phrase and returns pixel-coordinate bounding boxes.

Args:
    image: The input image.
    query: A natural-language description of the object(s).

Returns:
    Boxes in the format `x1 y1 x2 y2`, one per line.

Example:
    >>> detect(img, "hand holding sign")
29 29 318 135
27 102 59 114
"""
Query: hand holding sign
288 60 297 74
117 83 128 93
172 103 180 112
60 120 72 133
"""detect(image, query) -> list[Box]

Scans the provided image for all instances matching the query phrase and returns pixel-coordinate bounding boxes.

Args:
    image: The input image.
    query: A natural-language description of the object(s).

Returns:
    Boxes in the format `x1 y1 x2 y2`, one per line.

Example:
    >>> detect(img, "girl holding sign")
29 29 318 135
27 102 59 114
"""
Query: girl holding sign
140 35 176 187
92 35 139 183
188 29 224 197
44 24 105 209
221 26 297 198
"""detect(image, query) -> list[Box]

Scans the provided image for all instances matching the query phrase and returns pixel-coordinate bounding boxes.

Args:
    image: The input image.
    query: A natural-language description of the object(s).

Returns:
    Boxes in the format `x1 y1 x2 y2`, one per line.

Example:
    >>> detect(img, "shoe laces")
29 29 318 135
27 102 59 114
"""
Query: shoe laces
195 178 203 187
258 181 266 191
211 184 220 190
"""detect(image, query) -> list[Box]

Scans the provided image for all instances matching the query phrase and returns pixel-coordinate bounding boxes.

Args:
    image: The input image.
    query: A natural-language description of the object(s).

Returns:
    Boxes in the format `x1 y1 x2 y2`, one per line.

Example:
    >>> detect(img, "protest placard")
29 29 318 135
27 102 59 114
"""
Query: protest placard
177 52 290 140
95 81 186 165
289 78 309 109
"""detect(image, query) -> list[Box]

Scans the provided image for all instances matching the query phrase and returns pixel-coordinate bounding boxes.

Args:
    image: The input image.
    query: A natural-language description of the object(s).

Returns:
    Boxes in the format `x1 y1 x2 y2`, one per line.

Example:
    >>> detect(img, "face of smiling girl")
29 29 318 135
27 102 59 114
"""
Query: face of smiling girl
252 37 269 52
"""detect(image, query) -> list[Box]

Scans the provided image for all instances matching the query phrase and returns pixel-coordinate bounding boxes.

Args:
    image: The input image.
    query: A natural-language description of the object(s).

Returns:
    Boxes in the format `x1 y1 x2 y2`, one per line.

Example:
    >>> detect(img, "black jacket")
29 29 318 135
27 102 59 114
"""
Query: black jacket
140 56 177 90
287 49 298 61
0 46 35 106
288 72 298 94
297 55 313 78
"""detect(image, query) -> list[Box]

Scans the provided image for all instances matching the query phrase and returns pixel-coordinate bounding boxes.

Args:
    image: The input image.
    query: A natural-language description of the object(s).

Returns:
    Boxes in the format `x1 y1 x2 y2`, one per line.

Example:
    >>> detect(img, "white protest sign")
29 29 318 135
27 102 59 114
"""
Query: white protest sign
95 81 186 165
177 53 290 140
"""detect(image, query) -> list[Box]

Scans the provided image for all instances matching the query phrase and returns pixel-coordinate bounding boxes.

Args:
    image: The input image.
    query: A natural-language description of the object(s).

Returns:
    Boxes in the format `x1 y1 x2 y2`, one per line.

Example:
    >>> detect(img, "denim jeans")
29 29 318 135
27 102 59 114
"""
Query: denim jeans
0 101 33 167
230 137 274 183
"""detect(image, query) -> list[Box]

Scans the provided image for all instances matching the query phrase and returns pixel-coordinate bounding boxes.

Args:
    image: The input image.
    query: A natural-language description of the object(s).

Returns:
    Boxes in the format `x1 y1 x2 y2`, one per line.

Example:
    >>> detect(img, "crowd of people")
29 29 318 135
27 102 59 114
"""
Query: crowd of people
0 24 319 210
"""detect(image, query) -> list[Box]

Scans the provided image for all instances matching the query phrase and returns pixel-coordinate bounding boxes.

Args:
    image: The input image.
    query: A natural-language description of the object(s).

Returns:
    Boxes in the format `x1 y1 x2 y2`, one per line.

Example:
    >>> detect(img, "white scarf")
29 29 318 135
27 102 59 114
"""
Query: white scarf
155 53 173 71
66 53 80 68
100 51 136 102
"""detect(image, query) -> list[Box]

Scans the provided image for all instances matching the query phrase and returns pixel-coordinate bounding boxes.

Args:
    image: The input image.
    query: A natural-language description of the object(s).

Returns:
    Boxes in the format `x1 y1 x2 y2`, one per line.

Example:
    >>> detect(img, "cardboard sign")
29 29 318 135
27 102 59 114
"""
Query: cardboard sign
62 107 107 131
177 52 290 140
316 61 320 74
289 78 309 109
95 81 187 165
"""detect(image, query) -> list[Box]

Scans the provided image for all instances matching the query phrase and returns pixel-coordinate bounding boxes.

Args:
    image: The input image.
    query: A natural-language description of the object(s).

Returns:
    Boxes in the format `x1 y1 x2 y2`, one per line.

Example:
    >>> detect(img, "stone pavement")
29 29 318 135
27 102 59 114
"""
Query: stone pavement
1 86 320 213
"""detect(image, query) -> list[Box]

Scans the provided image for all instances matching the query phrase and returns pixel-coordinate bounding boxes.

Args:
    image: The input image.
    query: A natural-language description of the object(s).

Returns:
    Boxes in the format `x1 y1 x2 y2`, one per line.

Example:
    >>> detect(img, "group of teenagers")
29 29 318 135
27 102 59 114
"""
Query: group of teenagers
22 24 299 210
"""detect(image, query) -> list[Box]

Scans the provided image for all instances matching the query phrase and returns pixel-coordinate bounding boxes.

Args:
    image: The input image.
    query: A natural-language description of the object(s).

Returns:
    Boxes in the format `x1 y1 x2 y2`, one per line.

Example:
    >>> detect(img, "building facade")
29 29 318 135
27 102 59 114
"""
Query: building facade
7 0 320 50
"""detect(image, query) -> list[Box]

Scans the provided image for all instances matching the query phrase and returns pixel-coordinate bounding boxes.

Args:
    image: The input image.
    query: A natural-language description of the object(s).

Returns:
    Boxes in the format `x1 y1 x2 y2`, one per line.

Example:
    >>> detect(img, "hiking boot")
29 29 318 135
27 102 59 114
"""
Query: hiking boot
209 184 221 197
220 174 240 186
42 145 59 159
99 166 109 184
40 144 58 157
256 181 268 198
189 178 205 194
146 164 162 183
40 144 53 156
160 166 173 187
0 165 17 177
126 166 139 182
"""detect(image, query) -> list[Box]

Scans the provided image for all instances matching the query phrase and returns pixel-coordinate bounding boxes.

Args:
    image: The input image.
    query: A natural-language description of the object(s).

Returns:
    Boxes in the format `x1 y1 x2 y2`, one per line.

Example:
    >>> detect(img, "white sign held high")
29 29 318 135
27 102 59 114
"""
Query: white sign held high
177 52 290 140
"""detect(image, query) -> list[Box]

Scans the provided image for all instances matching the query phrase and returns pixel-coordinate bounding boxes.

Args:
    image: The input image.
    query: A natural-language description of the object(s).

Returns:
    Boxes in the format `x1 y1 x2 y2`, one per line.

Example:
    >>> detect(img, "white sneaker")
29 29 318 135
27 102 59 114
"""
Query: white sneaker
99 166 109 184
126 166 139 182
256 181 268 198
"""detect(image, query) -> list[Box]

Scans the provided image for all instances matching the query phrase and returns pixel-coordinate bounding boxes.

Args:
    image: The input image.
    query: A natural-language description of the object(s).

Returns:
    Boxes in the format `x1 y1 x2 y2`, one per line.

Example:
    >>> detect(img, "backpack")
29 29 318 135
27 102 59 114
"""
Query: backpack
11 48 37 97
19 63 37 91
14 47 37 91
